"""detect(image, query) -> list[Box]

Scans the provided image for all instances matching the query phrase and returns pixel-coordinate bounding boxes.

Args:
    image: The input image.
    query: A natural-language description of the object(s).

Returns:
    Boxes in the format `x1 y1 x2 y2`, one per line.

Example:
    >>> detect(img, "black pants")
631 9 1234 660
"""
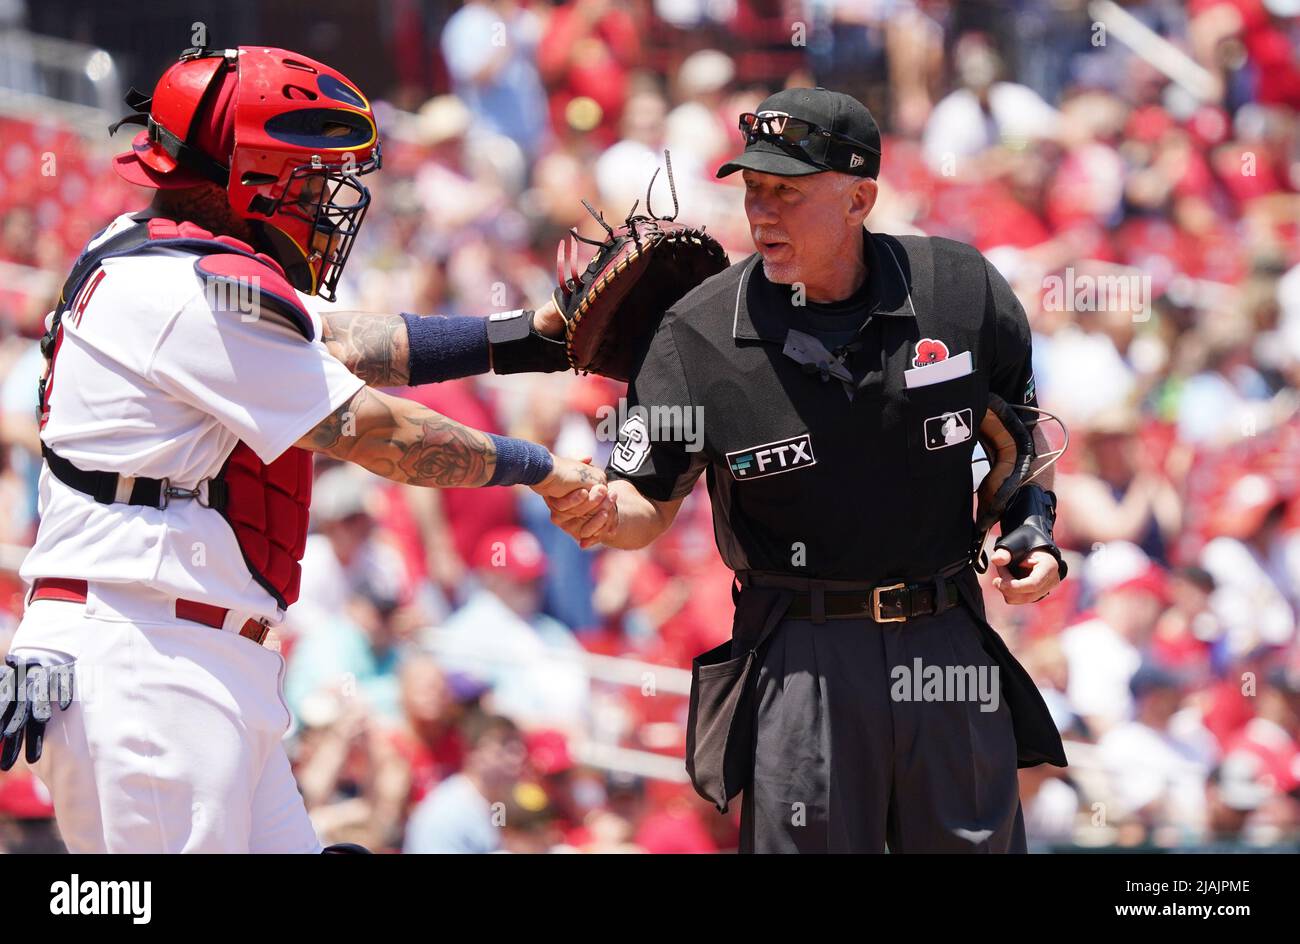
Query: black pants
738 606 1026 853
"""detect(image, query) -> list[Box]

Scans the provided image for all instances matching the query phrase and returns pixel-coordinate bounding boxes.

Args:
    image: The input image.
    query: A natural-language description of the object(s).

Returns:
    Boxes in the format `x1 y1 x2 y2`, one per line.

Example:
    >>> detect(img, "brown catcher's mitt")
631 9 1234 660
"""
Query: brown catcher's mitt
555 152 730 382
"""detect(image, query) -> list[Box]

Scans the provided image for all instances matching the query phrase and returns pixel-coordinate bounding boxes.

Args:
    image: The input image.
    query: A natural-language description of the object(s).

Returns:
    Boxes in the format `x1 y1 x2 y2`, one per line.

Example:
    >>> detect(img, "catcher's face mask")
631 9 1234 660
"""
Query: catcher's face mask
255 146 378 302
972 396 1068 570
234 50 381 301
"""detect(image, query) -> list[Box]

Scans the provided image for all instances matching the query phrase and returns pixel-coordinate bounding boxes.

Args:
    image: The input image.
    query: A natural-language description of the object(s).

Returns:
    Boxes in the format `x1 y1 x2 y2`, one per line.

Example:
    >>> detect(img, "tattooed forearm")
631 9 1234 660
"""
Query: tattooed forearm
299 386 498 488
393 415 497 486
320 311 410 387
303 387 366 454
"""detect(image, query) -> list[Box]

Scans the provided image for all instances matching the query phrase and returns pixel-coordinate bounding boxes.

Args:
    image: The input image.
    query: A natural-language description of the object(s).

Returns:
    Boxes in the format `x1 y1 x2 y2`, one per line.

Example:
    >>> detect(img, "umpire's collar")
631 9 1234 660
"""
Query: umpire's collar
732 229 916 343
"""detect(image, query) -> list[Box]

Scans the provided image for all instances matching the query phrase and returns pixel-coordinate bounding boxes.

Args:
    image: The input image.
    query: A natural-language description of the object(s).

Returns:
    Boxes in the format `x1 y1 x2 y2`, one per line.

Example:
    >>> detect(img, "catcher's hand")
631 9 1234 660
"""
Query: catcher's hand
529 455 606 503
2 653 75 770
554 152 730 382
534 297 565 339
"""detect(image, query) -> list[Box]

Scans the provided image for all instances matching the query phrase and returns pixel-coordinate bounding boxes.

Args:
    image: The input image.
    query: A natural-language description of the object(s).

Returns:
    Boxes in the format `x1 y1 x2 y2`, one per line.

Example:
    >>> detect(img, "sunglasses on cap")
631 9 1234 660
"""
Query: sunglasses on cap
738 111 879 175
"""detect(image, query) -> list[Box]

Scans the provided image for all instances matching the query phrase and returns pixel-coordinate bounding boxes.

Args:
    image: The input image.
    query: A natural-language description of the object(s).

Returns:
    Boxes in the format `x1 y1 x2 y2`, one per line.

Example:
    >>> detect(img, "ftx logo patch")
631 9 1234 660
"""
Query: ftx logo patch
727 433 816 480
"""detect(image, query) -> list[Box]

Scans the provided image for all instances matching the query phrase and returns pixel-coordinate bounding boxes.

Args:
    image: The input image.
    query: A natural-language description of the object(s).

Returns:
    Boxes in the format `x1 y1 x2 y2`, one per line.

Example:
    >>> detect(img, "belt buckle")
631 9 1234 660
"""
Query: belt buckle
871 582 908 623
240 617 271 646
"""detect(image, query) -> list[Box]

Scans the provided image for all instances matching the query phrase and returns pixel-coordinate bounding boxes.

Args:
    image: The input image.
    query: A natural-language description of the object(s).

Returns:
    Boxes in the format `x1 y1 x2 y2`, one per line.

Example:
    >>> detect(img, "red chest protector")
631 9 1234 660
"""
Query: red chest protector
221 440 313 609
40 216 318 609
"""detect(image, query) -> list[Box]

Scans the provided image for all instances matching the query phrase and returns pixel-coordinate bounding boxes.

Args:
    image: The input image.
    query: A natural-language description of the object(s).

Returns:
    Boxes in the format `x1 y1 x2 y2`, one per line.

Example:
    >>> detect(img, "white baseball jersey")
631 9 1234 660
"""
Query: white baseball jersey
21 213 365 621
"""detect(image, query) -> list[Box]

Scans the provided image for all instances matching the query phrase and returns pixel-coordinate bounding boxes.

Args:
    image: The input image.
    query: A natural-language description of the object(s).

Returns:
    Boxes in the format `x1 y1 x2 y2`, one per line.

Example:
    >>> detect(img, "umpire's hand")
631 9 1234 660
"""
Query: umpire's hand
989 548 1060 605
545 485 617 545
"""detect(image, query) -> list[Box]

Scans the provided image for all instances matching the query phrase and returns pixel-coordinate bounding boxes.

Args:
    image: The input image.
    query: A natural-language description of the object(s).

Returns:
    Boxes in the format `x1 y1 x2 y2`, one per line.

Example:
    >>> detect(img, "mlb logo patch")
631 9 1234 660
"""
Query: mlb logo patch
727 433 816 480
924 409 973 450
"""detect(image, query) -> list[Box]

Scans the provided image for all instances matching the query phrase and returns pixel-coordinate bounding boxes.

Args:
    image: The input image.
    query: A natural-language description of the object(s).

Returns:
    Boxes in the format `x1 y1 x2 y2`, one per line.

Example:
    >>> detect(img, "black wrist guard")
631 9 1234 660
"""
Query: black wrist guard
994 483 1068 580
487 309 569 375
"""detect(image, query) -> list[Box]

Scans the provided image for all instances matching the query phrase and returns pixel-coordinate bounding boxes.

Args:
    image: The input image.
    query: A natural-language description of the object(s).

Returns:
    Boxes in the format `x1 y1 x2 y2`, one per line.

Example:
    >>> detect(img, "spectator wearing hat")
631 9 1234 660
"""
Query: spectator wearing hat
594 89 699 221
1035 291 1143 431
499 780 564 852
1176 316 1278 447
1218 666 1300 806
291 464 414 640
1055 407 1183 564
404 713 527 854
920 33 1060 176
1061 542 1170 733
283 574 421 724
427 527 589 730
293 690 412 851
523 728 580 832
537 0 641 148
385 653 468 809
410 95 518 238
1207 681 1300 845
1094 664 1218 843
1200 474 1296 657
665 50 736 169
1150 567 1220 671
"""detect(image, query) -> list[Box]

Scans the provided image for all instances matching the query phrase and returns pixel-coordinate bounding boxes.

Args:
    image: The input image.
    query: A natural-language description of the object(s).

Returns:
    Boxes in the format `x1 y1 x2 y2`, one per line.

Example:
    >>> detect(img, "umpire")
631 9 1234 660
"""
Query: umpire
550 88 1068 853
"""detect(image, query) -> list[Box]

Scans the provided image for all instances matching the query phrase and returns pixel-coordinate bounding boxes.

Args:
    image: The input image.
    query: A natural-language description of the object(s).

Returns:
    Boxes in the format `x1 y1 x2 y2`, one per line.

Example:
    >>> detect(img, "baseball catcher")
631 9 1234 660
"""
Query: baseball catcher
0 44 729 854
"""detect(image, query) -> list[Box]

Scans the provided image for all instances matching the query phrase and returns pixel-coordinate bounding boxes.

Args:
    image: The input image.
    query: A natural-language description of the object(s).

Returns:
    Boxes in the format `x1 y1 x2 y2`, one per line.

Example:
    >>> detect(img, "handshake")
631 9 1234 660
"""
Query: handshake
529 456 619 549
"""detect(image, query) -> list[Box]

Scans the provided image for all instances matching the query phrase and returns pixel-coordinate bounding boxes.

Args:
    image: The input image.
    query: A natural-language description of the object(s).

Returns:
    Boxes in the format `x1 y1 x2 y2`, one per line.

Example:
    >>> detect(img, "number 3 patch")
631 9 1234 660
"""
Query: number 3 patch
610 414 651 474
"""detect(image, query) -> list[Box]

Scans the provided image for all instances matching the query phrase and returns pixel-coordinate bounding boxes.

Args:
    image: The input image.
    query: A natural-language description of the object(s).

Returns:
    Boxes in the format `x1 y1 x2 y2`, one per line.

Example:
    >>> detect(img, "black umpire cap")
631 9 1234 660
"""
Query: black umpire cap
717 87 881 179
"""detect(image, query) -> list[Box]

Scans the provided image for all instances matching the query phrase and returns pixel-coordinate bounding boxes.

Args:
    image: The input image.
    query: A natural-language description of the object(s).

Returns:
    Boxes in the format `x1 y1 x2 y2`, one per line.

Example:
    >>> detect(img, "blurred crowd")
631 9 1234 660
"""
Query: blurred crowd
2 0 1300 852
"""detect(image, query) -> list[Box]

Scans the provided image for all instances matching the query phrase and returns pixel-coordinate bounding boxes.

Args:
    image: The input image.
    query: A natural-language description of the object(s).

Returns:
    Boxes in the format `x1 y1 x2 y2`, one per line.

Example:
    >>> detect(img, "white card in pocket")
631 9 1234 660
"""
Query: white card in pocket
904 350 973 389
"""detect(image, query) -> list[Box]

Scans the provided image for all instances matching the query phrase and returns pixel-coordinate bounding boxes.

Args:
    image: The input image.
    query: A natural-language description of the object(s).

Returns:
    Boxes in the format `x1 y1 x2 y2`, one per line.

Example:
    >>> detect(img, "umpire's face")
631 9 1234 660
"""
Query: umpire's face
742 169 878 299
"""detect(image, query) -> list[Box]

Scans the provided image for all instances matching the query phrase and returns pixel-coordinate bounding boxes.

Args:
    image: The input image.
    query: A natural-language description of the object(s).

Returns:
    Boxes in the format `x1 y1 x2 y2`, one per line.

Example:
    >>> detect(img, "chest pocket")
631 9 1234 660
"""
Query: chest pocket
902 371 981 480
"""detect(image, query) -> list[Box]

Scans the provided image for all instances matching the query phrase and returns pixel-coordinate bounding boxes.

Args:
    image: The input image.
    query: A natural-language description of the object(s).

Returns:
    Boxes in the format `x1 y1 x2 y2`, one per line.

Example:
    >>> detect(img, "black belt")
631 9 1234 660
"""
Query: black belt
739 568 966 623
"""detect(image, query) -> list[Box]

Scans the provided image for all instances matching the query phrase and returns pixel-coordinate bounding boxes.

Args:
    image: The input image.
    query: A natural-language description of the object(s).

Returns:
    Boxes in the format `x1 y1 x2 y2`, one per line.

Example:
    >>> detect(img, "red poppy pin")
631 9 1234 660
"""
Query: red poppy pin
912 338 950 368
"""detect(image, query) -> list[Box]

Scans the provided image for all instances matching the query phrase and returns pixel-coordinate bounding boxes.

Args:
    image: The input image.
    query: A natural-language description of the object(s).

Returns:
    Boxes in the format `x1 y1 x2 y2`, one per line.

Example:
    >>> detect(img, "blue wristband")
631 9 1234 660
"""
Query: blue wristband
486 434 554 487
401 313 490 385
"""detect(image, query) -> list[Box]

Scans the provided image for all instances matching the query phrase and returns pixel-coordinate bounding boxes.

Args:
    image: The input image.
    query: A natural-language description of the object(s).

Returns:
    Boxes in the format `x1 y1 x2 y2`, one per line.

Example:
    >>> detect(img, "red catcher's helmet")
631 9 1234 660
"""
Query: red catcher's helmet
111 46 381 301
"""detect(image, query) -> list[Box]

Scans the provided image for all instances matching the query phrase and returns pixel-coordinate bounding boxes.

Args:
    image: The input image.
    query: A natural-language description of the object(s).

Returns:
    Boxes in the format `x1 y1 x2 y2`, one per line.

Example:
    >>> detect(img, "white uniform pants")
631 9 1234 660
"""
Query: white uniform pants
8 586 320 853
